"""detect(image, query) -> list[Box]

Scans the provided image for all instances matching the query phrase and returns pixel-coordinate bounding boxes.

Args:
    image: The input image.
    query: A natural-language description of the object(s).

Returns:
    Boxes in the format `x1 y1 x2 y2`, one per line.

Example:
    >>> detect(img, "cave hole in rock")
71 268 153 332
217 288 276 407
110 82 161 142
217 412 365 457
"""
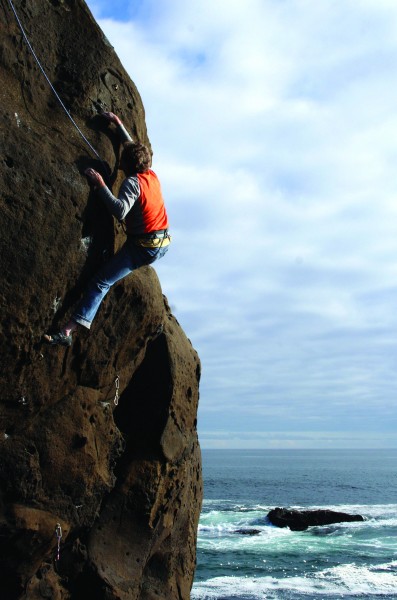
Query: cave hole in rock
113 334 172 456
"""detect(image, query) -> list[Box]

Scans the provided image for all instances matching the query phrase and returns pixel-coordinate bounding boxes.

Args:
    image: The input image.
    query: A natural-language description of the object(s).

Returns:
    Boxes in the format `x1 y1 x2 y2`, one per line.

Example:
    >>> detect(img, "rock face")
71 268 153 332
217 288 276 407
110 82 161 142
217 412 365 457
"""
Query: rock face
268 508 364 531
0 1 202 598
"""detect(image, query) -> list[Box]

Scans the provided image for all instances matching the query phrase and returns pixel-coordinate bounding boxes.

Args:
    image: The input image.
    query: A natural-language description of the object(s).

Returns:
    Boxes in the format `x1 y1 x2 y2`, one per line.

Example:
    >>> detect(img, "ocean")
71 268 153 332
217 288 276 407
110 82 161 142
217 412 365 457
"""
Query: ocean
191 449 397 599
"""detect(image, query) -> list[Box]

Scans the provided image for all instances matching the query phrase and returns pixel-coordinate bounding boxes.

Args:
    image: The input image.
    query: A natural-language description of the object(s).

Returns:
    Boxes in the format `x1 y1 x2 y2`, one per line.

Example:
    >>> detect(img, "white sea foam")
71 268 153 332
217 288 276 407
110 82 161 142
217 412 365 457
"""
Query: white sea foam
191 561 397 599
197 451 397 598
198 503 397 558
202 500 397 514
197 502 397 593
200 503 397 530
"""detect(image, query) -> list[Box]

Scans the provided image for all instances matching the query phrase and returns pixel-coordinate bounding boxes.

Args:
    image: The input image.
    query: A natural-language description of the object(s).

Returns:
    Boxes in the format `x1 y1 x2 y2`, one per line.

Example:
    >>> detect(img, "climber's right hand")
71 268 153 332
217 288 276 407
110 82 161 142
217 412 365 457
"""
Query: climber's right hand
102 111 122 126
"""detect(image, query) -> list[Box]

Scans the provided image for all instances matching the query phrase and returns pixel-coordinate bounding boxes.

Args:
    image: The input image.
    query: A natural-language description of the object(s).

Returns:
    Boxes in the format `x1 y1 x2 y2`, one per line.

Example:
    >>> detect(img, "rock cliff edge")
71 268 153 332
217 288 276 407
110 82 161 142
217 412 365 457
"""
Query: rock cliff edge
0 1 202 598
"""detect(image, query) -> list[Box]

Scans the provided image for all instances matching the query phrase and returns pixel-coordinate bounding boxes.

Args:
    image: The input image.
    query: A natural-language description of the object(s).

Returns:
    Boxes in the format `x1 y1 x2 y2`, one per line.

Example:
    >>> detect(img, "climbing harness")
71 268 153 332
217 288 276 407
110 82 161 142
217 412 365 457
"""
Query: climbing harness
55 523 62 562
114 375 120 406
132 229 172 249
6 0 104 163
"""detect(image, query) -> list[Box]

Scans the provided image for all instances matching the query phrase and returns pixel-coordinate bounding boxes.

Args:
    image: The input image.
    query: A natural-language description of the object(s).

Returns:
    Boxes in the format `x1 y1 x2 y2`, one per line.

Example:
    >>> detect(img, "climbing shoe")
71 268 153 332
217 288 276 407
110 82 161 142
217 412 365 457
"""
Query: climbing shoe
44 332 72 347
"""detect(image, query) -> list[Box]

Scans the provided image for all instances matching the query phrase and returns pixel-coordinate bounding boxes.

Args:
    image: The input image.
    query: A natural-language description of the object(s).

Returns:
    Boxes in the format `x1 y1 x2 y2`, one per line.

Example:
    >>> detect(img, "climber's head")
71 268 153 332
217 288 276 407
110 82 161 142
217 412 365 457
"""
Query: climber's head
120 142 152 175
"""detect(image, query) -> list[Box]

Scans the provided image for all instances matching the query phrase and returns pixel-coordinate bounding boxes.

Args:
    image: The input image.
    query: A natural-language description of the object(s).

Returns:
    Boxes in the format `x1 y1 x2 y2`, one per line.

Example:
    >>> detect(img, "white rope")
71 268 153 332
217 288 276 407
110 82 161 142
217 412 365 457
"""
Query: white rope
7 0 103 162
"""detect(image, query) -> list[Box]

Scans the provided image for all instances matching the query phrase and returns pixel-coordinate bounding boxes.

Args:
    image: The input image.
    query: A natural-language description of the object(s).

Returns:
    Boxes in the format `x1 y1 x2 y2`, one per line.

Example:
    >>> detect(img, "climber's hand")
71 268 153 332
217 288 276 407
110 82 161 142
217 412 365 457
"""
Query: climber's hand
102 111 122 126
84 168 105 188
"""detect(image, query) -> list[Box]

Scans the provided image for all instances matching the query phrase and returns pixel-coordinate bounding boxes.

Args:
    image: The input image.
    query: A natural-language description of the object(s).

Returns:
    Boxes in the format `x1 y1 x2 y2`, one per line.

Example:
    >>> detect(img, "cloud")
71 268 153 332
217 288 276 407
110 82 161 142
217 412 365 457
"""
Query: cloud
87 0 397 447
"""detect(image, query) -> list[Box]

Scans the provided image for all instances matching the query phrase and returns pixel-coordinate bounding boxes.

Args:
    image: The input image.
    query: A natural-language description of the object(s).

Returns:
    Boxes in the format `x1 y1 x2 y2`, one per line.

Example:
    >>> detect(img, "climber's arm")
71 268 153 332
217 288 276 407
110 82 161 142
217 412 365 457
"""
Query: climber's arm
84 168 139 221
102 112 133 143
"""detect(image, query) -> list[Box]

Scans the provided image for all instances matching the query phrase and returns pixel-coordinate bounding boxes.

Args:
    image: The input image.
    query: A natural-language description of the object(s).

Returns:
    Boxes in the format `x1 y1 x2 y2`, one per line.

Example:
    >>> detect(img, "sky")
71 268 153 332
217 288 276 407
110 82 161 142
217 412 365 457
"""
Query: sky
85 0 397 449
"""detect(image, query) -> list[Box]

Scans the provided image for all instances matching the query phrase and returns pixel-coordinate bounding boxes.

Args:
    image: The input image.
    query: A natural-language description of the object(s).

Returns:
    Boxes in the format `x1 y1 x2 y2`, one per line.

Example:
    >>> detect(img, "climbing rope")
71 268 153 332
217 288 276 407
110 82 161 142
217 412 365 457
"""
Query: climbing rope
6 0 103 162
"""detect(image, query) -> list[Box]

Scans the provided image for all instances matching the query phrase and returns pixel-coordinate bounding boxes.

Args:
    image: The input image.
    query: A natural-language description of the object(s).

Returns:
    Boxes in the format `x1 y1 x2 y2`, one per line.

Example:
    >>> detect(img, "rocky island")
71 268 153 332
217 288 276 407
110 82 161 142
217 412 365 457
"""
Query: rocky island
268 507 365 531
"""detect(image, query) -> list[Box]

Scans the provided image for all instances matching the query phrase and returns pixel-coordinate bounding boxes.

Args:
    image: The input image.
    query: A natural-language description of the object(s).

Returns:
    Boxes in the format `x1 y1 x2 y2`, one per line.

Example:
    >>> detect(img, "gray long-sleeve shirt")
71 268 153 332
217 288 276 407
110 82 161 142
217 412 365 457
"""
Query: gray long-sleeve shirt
97 124 168 235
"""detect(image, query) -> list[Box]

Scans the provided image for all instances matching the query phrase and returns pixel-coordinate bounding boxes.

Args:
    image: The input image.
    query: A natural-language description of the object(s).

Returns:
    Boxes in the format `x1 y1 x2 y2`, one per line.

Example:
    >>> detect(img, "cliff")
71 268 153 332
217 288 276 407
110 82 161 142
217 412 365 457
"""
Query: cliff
0 1 202 598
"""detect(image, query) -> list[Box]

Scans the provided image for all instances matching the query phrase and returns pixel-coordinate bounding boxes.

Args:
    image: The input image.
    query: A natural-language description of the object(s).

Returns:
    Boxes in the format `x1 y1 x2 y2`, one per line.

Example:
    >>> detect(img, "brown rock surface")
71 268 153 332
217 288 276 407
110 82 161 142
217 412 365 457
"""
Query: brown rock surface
0 1 202 598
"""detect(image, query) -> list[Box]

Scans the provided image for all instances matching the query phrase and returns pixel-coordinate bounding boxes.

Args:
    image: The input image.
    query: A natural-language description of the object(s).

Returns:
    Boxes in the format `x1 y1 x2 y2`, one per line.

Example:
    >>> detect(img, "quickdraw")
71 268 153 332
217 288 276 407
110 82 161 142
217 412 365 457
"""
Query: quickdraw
55 523 62 562
114 375 120 406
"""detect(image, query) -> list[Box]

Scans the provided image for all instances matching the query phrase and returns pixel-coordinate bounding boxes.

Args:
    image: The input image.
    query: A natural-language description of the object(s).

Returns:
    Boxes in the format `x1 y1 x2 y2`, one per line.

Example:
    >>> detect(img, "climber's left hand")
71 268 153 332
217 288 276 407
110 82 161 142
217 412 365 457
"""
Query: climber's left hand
84 168 105 188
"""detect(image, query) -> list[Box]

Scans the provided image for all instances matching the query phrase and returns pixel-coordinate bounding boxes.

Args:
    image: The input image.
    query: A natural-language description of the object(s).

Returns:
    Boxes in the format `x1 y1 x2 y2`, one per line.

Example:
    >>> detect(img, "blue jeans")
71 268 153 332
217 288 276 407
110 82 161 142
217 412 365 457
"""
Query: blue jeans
73 240 169 329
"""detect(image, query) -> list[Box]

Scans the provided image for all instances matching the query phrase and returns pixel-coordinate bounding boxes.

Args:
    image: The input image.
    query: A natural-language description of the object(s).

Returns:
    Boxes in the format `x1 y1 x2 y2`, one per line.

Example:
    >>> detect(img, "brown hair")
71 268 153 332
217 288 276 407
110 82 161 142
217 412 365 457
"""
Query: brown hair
121 142 152 175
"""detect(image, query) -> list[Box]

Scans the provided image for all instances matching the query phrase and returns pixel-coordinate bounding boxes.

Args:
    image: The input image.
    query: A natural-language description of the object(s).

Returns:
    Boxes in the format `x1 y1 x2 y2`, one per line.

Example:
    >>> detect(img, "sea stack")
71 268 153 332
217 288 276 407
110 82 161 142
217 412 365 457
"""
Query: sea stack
0 1 202 598
268 508 365 531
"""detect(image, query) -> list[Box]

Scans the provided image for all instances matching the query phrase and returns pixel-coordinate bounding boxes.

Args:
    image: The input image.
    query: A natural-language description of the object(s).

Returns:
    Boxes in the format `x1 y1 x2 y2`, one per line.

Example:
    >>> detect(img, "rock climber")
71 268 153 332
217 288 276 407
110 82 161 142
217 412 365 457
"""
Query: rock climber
44 112 170 346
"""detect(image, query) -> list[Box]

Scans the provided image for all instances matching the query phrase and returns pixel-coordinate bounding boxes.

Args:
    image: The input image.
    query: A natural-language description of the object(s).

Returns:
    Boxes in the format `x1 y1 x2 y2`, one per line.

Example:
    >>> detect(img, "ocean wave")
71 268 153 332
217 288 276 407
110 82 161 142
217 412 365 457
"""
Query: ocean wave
197 503 397 559
199 504 397 528
200 503 397 526
191 561 397 599
202 500 397 512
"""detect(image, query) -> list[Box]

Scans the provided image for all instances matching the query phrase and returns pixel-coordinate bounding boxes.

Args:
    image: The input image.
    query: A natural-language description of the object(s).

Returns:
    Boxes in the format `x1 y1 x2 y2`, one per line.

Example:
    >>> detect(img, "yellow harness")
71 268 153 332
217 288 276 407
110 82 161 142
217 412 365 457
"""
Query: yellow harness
133 231 172 248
